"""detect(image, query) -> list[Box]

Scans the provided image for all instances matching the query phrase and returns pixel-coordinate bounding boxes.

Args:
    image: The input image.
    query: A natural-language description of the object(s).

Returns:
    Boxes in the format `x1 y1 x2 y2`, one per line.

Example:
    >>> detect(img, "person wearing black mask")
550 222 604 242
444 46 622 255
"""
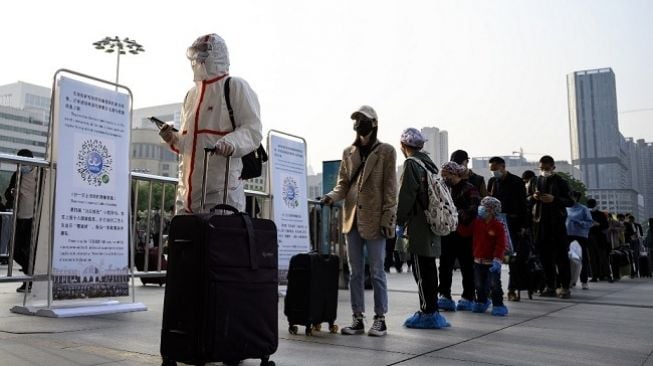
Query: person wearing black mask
322 105 397 337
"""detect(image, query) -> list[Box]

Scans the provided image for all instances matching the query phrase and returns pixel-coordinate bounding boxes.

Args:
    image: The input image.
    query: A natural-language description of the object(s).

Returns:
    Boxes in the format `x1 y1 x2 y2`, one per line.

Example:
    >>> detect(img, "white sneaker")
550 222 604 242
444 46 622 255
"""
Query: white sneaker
581 282 589 290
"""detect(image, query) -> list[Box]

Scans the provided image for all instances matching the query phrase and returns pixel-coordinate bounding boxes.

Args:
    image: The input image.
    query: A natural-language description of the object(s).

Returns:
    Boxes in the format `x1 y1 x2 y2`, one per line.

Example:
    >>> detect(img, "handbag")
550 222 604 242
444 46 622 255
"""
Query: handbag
224 77 268 180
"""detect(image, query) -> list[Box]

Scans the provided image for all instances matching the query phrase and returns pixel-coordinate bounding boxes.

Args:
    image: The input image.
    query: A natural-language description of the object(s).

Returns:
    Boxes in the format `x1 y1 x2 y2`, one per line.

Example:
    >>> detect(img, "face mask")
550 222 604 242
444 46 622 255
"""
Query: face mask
20 166 32 174
491 170 502 179
540 170 553 177
354 119 374 136
477 205 488 219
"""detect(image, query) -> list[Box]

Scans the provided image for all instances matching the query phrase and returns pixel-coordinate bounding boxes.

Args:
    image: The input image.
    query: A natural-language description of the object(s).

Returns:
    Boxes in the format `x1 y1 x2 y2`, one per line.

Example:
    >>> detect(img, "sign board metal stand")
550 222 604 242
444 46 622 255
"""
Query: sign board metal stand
10 69 146 317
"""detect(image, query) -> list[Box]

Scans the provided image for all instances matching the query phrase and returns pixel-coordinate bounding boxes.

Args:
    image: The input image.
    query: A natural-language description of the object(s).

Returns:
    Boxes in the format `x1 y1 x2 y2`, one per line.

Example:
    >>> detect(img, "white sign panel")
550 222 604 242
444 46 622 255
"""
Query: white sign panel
51 77 130 300
269 133 310 270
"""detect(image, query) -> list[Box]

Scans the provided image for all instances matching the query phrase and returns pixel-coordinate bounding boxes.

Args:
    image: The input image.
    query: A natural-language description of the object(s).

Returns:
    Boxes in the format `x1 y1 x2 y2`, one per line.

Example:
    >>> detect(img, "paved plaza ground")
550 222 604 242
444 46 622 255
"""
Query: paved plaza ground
1 268 652 366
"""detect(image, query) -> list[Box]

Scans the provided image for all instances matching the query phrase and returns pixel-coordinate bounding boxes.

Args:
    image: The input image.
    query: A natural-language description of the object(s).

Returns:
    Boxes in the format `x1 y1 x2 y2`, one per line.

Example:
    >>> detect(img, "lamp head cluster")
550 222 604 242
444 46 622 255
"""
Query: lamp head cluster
92 36 145 55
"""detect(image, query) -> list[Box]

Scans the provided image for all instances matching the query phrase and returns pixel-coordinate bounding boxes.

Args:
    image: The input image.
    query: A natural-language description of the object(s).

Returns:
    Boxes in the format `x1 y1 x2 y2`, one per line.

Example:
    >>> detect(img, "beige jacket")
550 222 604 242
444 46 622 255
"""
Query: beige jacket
326 142 397 240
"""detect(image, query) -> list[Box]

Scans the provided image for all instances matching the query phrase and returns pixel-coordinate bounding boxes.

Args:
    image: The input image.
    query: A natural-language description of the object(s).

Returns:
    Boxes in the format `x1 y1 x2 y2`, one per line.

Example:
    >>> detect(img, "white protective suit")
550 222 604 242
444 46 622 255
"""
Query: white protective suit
165 34 262 214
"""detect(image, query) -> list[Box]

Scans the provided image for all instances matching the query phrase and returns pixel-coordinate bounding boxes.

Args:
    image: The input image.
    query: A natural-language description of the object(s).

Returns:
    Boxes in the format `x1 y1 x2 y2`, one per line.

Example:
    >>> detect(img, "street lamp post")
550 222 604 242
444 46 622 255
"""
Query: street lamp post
92 36 145 86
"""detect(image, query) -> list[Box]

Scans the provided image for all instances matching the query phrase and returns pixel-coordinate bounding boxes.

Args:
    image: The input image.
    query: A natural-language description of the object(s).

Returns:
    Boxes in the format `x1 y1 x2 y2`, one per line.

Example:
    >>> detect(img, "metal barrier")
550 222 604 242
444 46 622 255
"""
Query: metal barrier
1 154 346 284
0 153 49 284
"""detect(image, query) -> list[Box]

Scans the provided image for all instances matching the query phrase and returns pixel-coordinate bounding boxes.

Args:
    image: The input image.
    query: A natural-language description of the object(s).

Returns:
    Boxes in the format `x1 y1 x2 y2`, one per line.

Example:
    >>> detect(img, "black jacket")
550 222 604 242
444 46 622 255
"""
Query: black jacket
488 171 528 230
528 174 573 223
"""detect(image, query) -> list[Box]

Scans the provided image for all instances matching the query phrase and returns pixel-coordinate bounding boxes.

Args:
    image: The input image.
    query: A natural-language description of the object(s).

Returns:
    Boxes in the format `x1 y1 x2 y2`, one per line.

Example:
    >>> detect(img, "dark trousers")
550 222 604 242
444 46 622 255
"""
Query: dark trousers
569 236 590 284
438 232 475 300
534 220 570 290
14 218 33 274
588 233 611 280
474 263 504 306
411 254 438 313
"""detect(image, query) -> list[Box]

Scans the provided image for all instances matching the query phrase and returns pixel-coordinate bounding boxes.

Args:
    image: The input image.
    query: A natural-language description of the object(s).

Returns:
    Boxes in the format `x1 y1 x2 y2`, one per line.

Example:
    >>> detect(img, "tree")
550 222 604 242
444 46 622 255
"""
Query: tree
134 181 176 212
557 172 587 203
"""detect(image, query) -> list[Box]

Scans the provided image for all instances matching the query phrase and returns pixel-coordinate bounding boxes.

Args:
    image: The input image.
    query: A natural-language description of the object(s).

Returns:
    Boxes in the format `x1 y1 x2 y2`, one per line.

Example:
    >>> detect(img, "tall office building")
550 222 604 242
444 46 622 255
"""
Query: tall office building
420 127 448 167
567 68 628 190
567 68 648 219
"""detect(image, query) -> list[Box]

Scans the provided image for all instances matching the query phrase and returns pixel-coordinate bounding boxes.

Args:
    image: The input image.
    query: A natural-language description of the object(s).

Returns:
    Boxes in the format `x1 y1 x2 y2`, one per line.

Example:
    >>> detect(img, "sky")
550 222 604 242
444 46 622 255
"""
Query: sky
2 0 652 172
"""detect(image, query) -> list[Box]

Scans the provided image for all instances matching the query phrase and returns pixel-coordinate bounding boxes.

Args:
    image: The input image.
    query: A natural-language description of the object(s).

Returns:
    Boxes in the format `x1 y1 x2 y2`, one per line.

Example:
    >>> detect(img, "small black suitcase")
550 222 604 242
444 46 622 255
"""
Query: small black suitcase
284 252 339 335
160 151 278 366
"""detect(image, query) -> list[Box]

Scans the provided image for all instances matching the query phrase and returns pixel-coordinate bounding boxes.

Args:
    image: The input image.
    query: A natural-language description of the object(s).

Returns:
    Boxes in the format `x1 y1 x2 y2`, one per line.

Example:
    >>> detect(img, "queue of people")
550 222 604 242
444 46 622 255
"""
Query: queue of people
2 32 652 341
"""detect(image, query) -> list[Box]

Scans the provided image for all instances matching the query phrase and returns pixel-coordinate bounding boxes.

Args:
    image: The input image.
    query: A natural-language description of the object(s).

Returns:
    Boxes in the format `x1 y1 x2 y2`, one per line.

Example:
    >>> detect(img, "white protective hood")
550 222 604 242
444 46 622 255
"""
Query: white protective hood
187 33 230 81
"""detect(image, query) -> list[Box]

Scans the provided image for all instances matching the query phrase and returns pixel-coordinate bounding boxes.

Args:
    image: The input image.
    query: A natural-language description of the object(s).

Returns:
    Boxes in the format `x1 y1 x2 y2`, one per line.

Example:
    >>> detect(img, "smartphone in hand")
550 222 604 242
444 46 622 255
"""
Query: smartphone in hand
148 116 178 132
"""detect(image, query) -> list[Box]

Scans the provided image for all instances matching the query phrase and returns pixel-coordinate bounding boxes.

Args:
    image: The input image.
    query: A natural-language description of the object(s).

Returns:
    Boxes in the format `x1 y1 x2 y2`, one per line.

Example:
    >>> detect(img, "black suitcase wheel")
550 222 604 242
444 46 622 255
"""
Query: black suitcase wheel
288 325 298 335
312 323 322 332
161 358 176 366
329 323 339 334
305 326 313 336
260 356 274 366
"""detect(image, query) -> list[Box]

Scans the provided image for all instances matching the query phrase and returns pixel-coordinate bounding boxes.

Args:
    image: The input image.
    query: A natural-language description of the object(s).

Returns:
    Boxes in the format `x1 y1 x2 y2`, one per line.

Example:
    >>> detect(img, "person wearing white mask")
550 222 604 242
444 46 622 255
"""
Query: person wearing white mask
159 33 262 214
528 155 574 298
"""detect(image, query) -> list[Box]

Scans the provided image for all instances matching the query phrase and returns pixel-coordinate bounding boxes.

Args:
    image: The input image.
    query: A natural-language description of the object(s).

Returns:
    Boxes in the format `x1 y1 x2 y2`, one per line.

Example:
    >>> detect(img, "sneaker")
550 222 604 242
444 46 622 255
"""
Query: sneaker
456 298 473 311
437 296 456 312
368 315 387 336
471 299 491 313
581 283 589 290
507 290 519 302
341 314 365 335
539 287 556 297
491 305 509 316
16 282 32 293
404 311 450 329
558 288 571 299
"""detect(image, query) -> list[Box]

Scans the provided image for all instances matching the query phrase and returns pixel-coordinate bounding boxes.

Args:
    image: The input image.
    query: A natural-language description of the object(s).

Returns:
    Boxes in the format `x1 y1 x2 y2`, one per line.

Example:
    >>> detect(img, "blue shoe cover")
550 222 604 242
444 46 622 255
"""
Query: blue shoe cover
405 312 451 329
456 298 473 311
472 300 490 313
491 305 509 316
403 312 421 327
437 297 456 312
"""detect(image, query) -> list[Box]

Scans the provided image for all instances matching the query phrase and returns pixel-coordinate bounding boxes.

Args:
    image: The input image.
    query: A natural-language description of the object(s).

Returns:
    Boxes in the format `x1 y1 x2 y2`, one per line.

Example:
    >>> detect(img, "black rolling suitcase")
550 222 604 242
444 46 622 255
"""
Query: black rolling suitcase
160 151 278 366
284 252 339 335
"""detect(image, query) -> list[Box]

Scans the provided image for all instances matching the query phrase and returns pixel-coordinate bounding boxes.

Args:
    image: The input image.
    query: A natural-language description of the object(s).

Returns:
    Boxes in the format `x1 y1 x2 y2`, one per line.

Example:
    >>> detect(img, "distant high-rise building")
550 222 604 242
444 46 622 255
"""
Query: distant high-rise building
566 68 650 218
420 127 448 167
567 68 628 190
0 82 51 171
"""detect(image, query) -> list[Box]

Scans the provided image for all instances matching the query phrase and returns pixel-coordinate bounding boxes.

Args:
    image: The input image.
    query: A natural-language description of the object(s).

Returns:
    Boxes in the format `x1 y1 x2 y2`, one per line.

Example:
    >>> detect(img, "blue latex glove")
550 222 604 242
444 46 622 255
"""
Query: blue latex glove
489 259 502 273
395 225 405 238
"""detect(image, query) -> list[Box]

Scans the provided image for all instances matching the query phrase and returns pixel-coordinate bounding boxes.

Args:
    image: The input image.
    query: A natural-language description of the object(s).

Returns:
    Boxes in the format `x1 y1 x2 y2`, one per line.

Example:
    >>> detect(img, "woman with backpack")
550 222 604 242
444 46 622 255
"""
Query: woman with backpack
396 128 450 329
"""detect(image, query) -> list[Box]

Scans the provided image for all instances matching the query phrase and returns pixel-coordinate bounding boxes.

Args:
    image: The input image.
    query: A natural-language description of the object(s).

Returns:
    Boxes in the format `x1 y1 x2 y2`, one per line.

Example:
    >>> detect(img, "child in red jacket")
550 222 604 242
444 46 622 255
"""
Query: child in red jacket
471 196 509 316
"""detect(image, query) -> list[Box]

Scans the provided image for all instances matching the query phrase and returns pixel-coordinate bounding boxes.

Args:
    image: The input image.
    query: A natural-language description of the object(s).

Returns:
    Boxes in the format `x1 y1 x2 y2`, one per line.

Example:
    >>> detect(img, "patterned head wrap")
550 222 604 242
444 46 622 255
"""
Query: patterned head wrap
400 128 426 149
441 161 465 176
480 196 502 214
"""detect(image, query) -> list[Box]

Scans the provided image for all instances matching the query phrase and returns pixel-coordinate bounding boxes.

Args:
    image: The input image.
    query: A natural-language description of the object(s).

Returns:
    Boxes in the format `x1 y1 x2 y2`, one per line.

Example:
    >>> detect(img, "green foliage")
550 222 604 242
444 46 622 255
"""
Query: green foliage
557 172 588 203
133 181 176 212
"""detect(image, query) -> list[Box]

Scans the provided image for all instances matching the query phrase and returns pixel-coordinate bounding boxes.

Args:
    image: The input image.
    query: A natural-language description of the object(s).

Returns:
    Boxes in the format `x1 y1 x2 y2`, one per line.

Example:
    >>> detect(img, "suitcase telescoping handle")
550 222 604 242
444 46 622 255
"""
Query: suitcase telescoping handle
201 147 231 212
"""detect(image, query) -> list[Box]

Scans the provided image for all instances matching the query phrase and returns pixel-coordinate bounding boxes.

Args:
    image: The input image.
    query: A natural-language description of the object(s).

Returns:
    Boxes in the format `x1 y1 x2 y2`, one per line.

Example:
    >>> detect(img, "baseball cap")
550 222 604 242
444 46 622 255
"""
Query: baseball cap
351 105 378 122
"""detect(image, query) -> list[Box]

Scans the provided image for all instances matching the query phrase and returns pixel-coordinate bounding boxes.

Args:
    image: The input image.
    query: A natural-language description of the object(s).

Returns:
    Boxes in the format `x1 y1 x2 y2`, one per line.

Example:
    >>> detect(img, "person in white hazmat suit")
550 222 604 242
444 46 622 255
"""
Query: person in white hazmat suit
160 33 262 214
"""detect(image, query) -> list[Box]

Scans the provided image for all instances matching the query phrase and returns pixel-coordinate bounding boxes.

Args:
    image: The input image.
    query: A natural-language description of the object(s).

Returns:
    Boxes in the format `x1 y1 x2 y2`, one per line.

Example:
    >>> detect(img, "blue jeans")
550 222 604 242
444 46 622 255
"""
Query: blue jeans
346 229 388 316
474 263 504 306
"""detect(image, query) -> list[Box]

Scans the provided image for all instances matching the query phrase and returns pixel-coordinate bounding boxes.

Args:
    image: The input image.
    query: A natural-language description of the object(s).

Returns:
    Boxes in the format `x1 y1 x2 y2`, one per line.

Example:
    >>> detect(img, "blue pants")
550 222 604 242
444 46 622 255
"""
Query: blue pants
346 229 388 316
474 263 504 306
